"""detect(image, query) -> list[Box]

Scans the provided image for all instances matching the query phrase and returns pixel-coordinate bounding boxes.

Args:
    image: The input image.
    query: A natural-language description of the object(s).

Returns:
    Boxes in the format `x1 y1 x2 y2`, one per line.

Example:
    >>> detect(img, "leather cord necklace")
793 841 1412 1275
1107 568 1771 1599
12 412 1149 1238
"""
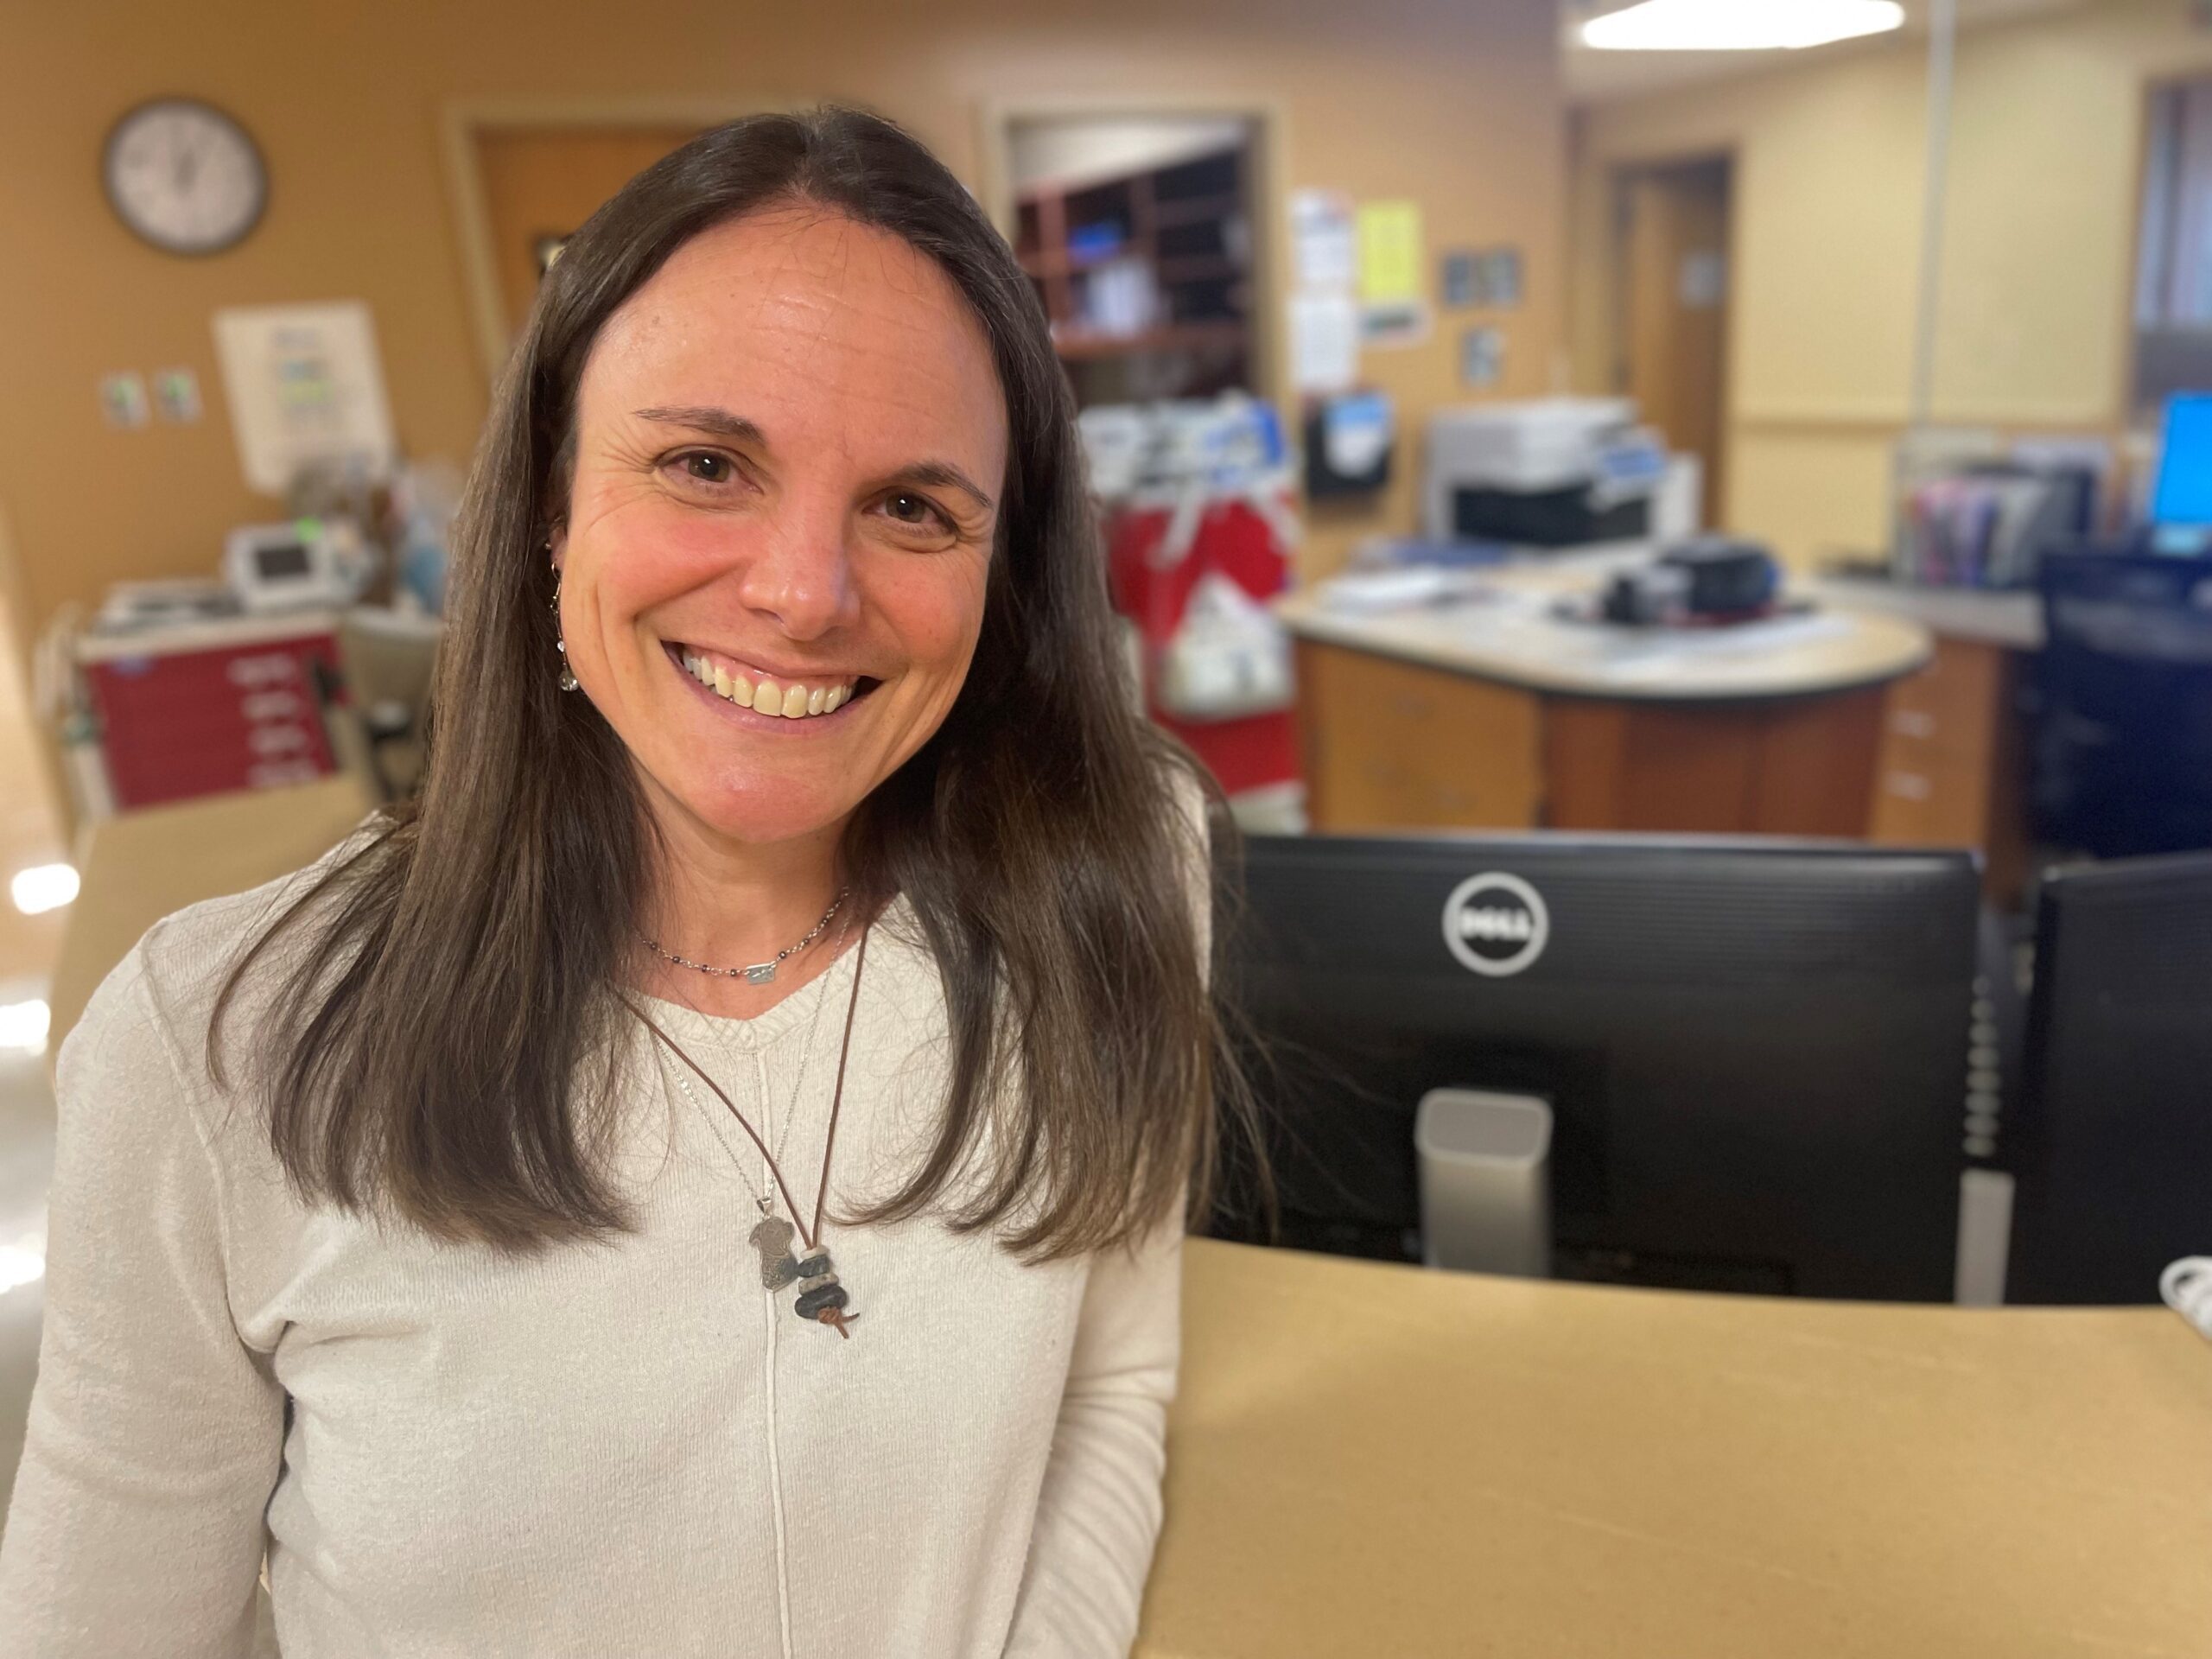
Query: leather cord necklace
627 923 871 1339
664 912 850 1191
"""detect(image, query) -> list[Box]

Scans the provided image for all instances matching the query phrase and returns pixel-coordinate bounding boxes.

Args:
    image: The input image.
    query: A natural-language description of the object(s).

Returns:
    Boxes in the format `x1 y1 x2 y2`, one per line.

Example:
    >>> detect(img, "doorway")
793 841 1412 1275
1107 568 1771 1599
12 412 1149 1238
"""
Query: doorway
985 104 1283 411
444 101 772 382
1614 156 1732 531
475 125 701 338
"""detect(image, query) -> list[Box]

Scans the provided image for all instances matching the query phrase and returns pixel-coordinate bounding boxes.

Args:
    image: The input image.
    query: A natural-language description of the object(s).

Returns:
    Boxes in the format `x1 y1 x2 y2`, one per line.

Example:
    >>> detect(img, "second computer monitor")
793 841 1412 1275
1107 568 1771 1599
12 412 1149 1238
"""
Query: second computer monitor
1216 834 1982 1302
2008 851 2212 1305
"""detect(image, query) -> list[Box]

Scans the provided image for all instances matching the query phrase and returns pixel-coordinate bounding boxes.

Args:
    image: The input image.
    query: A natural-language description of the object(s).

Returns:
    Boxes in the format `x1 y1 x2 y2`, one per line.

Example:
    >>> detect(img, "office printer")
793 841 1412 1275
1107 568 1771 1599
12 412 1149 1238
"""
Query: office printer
1424 397 1697 548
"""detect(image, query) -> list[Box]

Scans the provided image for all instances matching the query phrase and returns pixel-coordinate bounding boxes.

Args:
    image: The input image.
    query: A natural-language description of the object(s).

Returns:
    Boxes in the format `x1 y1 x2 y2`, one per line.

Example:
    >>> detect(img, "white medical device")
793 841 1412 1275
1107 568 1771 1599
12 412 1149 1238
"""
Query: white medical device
223 518 366 613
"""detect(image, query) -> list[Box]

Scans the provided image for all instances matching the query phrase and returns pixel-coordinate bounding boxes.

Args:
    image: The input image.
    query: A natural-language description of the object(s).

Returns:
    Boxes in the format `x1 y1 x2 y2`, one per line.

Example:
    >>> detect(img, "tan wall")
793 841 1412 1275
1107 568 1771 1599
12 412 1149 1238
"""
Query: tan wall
1570 0 2212 569
0 0 1567 648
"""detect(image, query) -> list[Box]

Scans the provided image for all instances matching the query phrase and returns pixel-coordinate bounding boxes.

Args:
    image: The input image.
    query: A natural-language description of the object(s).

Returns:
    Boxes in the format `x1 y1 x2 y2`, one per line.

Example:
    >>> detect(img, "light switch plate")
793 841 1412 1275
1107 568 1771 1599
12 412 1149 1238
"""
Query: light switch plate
99 372 149 429
154 366 203 423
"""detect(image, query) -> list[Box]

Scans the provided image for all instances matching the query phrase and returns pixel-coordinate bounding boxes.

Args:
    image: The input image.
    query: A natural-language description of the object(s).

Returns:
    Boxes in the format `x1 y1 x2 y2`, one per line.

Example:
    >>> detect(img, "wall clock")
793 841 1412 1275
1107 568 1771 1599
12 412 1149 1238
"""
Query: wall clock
103 98 268 256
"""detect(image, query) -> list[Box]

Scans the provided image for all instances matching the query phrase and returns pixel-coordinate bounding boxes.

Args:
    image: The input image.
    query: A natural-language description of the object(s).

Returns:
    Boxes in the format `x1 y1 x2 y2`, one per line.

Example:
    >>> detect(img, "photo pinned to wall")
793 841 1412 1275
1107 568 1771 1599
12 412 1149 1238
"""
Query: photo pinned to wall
1459 325 1505 390
1442 249 1478 309
1478 247 1522 308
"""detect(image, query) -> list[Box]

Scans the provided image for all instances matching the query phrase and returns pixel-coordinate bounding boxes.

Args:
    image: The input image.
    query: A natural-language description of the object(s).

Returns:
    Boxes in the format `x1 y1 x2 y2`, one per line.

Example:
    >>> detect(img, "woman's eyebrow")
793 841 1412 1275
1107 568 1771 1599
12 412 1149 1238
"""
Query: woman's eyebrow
632 407 993 511
632 404 766 444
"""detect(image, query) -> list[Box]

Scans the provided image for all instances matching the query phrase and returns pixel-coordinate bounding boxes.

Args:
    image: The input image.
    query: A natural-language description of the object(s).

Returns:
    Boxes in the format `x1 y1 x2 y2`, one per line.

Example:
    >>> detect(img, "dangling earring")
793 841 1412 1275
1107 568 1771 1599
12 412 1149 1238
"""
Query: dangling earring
549 544 580 693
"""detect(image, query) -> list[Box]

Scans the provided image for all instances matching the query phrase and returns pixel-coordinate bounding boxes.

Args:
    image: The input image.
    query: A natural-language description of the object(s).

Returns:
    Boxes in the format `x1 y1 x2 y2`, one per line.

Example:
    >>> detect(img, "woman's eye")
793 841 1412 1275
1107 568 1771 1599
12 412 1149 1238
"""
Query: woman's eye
880 492 957 537
679 452 732 484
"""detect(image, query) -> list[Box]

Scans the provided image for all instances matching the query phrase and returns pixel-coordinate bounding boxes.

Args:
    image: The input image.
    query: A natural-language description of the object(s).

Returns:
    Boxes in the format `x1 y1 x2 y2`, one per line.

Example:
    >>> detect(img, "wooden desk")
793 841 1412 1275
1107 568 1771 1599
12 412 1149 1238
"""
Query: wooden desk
1281 555 1932 836
1139 1239 2212 1659
49 774 374 1059
1812 577 2042 904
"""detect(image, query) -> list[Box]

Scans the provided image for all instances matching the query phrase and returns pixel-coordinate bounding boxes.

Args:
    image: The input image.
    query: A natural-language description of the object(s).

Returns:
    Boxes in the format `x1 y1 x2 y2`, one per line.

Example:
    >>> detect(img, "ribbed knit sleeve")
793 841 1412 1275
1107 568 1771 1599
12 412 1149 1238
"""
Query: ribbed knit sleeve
1001 766 1211 1656
0 944 285 1656
1001 1223 1182 1658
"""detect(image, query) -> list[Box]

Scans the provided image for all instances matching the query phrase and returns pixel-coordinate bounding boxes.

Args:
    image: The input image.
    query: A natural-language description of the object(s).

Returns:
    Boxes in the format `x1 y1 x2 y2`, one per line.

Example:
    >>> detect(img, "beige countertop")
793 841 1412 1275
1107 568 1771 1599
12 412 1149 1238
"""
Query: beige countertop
1279 549 1934 702
1808 573 2046 652
1139 1239 2212 1659
49 773 375 1059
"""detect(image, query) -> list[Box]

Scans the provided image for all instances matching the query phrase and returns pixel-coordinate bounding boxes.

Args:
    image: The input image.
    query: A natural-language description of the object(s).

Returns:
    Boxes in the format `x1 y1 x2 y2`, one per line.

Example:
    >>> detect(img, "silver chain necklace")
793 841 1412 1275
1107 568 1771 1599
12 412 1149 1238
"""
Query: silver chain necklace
642 888 849 985
657 915 849 1216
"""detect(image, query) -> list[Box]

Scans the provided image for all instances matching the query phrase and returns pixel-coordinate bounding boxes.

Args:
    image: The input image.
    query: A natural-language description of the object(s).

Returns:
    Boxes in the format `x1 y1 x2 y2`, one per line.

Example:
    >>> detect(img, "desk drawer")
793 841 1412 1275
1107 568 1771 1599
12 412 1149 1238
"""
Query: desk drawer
1869 746 1993 847
1882 635 2006 762
1294 642 1541 832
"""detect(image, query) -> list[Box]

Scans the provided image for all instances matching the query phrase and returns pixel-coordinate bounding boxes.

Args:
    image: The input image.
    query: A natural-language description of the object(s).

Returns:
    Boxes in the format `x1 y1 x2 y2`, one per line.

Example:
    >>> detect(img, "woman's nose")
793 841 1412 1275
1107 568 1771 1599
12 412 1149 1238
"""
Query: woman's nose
735 495 860 641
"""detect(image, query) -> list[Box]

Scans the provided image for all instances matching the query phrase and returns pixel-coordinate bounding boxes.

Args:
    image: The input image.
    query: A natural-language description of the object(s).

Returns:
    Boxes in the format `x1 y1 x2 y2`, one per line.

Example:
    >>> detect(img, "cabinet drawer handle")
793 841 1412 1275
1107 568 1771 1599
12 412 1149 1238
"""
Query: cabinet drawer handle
1891 710 1936 739
1885 771 1933 802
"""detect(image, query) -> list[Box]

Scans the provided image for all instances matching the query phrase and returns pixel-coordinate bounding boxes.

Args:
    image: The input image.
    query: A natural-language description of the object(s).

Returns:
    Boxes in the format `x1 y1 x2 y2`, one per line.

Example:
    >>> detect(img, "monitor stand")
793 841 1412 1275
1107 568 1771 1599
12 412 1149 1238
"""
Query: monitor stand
1414 1089 1553 1279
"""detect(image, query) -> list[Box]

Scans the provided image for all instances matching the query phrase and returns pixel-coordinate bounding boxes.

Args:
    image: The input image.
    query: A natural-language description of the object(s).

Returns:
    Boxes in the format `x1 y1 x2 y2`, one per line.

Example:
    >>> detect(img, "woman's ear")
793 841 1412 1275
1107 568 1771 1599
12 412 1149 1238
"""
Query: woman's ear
547 524 568 574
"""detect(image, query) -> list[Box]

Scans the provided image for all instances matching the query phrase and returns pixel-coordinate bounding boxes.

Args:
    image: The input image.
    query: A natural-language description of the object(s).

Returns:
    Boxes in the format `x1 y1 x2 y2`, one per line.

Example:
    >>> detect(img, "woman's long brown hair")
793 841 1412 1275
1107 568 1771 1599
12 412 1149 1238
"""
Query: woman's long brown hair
207 108 1254 1260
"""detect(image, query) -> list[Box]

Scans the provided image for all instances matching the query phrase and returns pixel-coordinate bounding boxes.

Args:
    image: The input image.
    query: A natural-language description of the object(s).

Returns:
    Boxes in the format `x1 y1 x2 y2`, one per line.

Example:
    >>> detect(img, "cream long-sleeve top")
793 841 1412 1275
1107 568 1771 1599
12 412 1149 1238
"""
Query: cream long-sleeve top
0 867 1182 1658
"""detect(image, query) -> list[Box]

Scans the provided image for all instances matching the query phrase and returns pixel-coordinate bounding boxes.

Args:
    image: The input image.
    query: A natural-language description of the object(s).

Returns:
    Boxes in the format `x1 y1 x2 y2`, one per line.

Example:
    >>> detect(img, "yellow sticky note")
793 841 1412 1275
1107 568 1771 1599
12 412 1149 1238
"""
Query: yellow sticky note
1357 200 1424 305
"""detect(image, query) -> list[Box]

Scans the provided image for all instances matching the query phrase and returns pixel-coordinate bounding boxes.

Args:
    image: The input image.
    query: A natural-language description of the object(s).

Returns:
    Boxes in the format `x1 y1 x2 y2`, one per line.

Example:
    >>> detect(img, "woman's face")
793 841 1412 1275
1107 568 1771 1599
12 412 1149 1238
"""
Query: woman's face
556 205 1007 851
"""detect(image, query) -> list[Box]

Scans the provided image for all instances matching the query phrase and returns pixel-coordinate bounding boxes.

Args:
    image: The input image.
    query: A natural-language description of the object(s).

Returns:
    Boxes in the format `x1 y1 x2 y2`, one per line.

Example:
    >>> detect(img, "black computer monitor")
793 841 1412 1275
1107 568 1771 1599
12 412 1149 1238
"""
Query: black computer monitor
1211 834 1982 1302
2032 551 2212 859
2006 852 2212 1305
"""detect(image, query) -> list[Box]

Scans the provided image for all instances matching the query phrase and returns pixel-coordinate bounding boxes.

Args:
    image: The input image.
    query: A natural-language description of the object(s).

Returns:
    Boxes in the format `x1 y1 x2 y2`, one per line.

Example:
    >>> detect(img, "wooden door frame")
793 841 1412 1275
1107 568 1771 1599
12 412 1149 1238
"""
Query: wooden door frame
440 96 800 387
974 94 1292 411
1608 147 1738 526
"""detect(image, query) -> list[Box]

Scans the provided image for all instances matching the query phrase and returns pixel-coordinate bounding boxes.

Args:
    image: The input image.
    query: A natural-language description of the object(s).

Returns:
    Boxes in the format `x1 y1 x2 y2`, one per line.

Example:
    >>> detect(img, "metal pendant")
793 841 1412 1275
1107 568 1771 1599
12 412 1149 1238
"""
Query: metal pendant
748 1213 798 1289
743 962 776 985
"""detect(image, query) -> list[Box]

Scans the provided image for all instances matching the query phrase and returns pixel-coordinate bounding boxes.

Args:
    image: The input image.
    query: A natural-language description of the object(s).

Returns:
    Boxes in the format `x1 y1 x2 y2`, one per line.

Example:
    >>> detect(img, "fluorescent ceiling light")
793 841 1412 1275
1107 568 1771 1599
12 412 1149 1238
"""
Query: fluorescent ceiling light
1581 0 1906 51
10 862 78 916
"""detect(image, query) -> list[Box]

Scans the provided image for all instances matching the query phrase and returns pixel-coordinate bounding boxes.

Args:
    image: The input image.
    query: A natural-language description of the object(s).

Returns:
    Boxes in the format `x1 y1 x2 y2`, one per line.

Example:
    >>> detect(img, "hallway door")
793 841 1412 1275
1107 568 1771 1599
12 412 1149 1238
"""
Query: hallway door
1618 156 1732 531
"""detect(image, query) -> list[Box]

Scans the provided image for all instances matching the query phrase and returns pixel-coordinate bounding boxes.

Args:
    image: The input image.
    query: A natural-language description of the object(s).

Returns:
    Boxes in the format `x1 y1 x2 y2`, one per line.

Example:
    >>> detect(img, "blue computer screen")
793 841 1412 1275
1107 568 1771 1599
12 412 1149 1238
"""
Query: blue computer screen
2153 393 2212 528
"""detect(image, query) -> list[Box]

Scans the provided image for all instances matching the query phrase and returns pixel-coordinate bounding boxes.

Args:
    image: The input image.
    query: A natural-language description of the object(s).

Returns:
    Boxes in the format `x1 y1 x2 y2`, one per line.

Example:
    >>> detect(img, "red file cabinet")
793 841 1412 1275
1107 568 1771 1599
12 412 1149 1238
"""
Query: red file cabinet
80 616 345 811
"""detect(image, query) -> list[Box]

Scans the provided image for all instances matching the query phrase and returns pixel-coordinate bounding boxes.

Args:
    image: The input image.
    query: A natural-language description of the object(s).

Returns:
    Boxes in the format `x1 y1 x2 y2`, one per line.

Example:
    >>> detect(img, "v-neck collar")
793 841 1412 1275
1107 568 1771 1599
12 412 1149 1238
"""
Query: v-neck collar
626 895 909 1054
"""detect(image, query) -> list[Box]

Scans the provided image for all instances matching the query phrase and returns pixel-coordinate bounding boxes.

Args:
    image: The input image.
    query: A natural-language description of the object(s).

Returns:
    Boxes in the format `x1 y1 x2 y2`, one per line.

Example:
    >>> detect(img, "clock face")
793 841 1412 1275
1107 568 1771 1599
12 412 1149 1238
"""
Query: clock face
103 98 267 255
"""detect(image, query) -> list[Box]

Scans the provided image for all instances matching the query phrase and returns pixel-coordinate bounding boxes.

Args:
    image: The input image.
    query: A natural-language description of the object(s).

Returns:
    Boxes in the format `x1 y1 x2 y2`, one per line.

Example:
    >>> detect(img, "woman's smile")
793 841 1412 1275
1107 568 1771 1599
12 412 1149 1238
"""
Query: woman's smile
662 639 878 727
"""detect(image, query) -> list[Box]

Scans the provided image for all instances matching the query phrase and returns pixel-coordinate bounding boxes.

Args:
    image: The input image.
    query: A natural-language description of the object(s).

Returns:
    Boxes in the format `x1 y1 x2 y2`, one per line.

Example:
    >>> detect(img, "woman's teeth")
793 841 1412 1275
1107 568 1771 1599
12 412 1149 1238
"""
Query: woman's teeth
678 652 855 719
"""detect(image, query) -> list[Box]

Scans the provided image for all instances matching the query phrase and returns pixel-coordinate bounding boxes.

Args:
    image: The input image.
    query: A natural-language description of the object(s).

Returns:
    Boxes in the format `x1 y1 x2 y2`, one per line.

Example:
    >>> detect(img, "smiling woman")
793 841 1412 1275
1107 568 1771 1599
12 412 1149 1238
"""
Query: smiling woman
554 208 1007 859
0 110 1248 1658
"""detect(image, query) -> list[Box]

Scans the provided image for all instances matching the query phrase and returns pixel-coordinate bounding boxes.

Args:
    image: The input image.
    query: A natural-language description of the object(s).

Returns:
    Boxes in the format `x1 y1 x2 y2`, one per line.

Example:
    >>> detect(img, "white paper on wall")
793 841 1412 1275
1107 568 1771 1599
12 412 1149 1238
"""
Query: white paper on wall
213 300 397 497
1290 189 1357 290
1289 293 1361 393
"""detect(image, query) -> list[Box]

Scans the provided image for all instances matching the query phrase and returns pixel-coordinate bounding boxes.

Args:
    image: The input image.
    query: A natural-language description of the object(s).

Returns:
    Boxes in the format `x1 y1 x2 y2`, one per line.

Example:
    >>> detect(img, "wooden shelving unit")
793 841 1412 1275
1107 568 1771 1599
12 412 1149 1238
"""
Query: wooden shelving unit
1014 147 1254 408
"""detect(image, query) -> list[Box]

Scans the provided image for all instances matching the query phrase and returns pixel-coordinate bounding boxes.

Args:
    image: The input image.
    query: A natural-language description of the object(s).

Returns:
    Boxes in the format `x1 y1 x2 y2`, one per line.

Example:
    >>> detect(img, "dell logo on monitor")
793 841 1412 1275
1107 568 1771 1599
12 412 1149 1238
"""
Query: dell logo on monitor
1442 873 1550 977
